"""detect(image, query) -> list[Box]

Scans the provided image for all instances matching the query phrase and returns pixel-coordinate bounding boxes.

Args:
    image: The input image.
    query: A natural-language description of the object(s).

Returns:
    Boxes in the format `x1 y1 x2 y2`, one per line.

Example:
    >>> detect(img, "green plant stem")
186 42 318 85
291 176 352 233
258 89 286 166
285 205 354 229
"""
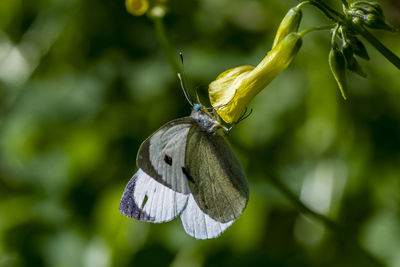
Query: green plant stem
152 17 182 74
306 1 337 21
355 26 400 70
314 0 345 19
296 1 311 9
299 24 335 36
308 0 344 21
331 24 339 46
268 174 341 230
268 174 384 266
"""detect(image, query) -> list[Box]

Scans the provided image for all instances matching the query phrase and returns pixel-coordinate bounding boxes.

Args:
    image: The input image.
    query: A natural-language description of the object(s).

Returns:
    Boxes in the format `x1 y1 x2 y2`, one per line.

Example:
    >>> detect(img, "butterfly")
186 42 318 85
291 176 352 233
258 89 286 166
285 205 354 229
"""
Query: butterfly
119 85 249 239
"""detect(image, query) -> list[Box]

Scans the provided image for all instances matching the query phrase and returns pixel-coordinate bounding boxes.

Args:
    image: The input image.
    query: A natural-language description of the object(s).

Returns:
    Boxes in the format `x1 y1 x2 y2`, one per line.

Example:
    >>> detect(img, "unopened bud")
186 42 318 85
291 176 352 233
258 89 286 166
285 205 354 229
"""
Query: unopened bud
272 7 303 48
348 1 395 31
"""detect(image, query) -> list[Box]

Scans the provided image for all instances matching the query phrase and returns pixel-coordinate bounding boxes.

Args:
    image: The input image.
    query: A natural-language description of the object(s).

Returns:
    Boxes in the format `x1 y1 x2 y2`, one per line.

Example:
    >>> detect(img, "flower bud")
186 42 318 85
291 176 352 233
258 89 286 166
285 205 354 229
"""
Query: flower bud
363 13 394 30
348 1 395 31
351 1 383 17
209 33 303 123
272 7 302 48
126 0 149 16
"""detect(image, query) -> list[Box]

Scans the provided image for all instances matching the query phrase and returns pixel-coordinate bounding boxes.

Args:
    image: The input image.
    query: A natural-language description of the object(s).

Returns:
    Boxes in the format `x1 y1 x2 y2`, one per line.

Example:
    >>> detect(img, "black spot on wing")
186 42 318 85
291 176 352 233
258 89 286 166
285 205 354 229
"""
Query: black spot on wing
164 155 172 166
119 173 155 222
182 167 195 184
137 117 195 182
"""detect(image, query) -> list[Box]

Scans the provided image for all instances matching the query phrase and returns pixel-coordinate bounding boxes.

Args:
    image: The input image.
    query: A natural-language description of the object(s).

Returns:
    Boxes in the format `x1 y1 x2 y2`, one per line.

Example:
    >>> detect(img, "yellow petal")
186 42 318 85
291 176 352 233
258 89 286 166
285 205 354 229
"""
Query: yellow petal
126 0 149 16
209 33 303 124
209 65 254 107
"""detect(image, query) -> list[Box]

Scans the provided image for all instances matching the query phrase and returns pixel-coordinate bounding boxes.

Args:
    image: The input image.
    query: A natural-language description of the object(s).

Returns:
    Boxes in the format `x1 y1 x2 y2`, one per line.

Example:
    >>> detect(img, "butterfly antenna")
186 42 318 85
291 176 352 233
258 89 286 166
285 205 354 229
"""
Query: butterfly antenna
177 52 194 107
179 51 184 66
178 73 193 107
195 86 202 104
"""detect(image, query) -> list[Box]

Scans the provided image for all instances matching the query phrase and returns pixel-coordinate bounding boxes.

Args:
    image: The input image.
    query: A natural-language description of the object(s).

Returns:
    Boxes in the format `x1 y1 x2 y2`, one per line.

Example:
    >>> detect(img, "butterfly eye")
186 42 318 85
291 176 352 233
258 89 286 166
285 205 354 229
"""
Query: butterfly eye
194 104 201 111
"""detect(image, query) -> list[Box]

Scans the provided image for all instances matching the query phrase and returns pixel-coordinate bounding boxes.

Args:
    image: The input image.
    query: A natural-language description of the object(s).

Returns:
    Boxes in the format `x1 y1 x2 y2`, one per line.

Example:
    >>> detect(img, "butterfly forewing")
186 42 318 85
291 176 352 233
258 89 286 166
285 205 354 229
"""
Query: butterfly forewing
137 118 195 194
184 125 249 223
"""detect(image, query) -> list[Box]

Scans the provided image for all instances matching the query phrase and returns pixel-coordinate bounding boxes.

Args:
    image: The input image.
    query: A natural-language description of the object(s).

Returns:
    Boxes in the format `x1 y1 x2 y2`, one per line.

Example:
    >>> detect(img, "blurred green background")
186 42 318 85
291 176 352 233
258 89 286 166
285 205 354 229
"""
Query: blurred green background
1 0 400 266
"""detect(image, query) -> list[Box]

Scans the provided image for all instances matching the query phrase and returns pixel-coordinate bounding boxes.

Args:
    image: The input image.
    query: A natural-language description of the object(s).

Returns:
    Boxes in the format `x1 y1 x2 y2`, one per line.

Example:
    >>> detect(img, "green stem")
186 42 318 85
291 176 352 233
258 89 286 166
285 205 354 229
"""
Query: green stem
296 1 311 9
308 0 344 21
331 24 339 46
268 174 342 230
355 26 400 70
299 24 335 36
268 174 384 266
152 17 182 74
341 0 349 8
307 1 337 21
313 0 345 19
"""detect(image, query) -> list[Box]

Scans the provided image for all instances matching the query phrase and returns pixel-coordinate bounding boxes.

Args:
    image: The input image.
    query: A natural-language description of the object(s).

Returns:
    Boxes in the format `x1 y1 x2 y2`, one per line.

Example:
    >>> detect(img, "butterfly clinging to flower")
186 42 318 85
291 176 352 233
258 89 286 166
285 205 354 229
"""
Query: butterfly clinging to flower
119 77 249 239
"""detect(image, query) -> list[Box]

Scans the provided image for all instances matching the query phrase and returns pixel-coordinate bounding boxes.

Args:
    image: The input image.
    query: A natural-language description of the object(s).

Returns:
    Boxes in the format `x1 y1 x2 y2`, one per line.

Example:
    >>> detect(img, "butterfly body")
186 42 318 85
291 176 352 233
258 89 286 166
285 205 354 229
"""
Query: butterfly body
120 105 248 239
190 108 220 134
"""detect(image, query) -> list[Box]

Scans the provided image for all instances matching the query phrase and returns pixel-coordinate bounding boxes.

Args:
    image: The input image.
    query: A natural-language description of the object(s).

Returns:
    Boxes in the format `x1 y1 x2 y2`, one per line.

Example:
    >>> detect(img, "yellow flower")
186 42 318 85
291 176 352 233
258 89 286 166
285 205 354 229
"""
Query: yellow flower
209 32 303 124
126 0 149 16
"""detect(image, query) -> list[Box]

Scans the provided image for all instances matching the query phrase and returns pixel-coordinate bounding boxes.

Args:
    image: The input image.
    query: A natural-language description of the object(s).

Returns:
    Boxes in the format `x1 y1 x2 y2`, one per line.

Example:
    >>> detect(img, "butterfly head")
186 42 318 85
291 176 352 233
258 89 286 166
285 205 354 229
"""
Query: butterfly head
191 104 223 134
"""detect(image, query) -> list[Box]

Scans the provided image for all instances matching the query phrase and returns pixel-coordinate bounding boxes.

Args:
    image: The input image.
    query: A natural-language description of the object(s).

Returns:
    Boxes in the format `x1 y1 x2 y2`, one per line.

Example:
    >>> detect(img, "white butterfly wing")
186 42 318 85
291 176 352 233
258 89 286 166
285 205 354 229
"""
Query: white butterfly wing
180 195 234 239
120 169 189 223
137 118 195 194
121 114 247 239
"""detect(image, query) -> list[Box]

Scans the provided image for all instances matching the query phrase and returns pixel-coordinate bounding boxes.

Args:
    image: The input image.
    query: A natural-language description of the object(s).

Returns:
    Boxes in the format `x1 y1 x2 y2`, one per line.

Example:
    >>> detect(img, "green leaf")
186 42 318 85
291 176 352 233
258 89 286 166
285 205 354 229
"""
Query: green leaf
342 44 367 77
353 37 370 60
329 46 348 100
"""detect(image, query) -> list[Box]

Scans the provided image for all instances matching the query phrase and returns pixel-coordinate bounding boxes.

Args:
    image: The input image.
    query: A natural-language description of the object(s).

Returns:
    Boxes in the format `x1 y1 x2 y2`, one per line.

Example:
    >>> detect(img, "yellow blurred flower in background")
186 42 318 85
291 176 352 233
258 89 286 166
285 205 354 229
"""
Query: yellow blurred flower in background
126 0 149 16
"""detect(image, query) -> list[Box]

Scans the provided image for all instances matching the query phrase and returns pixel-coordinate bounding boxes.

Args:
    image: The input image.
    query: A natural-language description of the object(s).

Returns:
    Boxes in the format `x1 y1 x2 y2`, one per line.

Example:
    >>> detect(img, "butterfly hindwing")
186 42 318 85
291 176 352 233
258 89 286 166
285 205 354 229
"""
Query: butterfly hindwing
184 125 249 223
180 195 233 239
119 169 189 223
137 117 196 194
